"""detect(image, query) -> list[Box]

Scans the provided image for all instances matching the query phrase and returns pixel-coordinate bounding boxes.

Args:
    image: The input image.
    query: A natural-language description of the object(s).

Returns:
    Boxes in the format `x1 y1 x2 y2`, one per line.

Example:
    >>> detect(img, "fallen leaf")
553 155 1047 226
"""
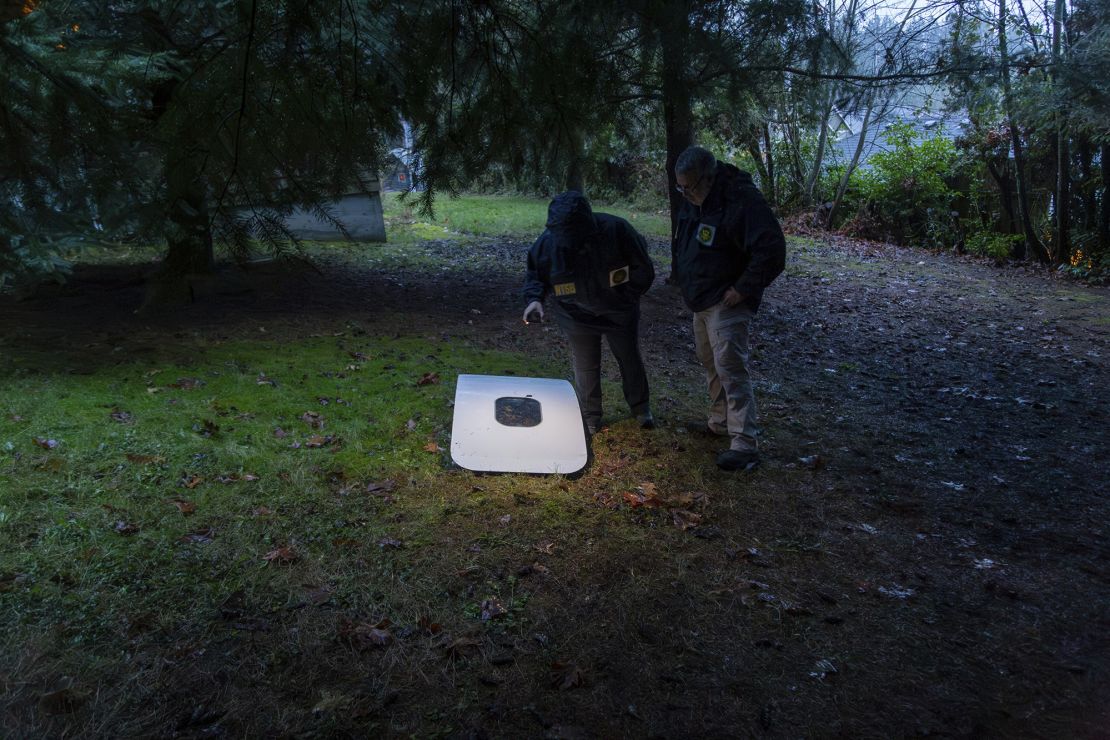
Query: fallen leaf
416 372 440 386
533 541 557 555
366 479 396 494
418 615 442 634
252 506 272 517
257 373 276 386
182 475 203 489
109 409 133 424
305 435 333 448
338 617 393 649
499 514 512 526
672 510 703 530
423 441 442 453
170 499 196 515
406 419 417 432
263 546 298 564
301 411 325 429
378 537 403 550
551 662 584 691
180 528 215 544
114 520 139 535
623 491 645 508
273 427 288 438
193 420 219 437
304 584 333 605
32 437 58 450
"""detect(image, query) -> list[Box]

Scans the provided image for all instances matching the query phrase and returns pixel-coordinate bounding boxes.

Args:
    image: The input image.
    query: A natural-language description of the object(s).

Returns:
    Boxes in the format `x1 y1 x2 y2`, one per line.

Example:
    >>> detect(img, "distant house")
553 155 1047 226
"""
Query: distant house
831 88 969 169
281 176 386 242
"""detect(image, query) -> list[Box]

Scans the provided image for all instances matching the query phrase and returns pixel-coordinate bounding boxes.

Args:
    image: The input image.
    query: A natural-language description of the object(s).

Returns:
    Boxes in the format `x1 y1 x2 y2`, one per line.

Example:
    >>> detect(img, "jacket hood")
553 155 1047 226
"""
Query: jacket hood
545 191 597 240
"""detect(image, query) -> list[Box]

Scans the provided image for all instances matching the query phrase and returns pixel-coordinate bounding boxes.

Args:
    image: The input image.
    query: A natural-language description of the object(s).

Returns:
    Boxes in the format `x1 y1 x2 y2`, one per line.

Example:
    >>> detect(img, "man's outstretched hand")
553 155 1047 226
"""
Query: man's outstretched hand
523 301 544 324
723 287 745 307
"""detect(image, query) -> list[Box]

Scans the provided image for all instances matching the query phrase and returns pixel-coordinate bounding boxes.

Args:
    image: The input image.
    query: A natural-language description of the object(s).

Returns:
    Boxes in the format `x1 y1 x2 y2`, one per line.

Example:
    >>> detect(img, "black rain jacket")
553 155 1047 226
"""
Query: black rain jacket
523 191 654 332
670 162 785 313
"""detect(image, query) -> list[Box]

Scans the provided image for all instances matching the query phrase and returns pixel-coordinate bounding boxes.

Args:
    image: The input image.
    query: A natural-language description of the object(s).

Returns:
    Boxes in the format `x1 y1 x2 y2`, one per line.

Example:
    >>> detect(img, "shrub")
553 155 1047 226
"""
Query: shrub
965 230 1022 259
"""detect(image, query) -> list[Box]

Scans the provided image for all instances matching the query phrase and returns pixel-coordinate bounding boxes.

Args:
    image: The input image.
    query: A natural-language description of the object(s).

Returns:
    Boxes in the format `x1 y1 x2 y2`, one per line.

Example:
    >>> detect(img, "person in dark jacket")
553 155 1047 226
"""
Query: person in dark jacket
671 146 785 471
523 191 655 434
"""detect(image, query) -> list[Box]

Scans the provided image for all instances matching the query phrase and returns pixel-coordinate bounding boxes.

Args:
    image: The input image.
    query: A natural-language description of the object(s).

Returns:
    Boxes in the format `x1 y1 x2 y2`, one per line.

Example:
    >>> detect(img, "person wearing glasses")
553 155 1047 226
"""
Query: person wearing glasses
670 146 785 471
522 191 656 435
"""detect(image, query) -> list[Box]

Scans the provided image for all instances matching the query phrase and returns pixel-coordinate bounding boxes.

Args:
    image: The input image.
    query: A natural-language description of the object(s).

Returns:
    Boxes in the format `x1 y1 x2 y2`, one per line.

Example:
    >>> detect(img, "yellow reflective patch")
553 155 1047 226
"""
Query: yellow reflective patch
609 266 630 287
697 223 716 246
553 282 576 296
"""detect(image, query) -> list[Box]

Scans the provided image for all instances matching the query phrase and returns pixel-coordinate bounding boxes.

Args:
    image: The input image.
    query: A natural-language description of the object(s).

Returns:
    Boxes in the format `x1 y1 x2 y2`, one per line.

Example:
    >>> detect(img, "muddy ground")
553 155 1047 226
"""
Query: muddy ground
2 233 1108 738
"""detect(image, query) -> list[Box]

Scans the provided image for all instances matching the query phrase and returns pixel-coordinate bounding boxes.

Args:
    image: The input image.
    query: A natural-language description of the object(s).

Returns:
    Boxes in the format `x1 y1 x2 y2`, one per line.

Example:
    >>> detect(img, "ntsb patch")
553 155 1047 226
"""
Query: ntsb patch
696 223 717 246
553 282 577 296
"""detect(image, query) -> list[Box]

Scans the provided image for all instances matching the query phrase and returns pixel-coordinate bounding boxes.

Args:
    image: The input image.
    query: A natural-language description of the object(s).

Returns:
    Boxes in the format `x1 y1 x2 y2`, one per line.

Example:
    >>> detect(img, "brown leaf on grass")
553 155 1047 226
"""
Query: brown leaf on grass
443 635 480 659
109 409 133 424
114 520 139 535
550 662 584 691
592 491 619 509
418 615 443 634
252 506 272 517
480 598 507 621
338 617 393 649
672 510 703 531
366 479 396 494
216 473 260 484
622 490 646 508
180 528 215 544
416 372 440 386
423 441 442 453
263 545 298 564
331 537 360 549
182 474 203 489
170 499 196 515
32 437 58 450
533 541 557 555
305 435 334 448
168 377 204 390
273 427 288 438
126 453 165 465
301 411 325 429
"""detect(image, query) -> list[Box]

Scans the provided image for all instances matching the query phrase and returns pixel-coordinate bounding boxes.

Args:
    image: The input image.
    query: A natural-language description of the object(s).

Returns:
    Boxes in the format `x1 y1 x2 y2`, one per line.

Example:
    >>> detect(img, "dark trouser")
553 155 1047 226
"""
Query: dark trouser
563 318 650 428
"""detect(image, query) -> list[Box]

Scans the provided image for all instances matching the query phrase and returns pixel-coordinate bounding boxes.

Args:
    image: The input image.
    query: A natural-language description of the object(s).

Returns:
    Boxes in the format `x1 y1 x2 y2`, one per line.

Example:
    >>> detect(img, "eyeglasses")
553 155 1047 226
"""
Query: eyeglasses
675 173 704 196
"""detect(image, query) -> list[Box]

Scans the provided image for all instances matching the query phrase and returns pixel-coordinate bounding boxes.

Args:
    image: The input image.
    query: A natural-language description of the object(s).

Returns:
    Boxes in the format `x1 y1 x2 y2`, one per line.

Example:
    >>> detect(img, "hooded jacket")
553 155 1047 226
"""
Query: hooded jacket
523 191 654 331
670 162 785 313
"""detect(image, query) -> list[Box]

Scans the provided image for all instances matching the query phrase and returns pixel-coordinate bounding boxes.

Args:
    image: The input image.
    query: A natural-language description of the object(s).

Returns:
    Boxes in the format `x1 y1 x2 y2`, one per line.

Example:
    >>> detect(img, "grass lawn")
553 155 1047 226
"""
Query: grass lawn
381 191 672 244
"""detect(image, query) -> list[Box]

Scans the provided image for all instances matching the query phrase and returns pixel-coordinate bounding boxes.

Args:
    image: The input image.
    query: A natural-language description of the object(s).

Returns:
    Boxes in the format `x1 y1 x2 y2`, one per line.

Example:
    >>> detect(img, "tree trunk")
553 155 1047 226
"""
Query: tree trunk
763 123 777 207
827 97 874 229
999 0 1047 261
564 127 585 194
804 89 834 205
660 0 693 237
1053 0 1070 264
143 152 215 309
986 160 1017 234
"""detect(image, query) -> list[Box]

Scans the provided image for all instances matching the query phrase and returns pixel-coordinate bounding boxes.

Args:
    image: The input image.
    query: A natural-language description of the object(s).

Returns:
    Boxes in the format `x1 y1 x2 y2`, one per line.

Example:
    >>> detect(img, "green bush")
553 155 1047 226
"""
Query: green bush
966 230 1022 259
856 123 959 246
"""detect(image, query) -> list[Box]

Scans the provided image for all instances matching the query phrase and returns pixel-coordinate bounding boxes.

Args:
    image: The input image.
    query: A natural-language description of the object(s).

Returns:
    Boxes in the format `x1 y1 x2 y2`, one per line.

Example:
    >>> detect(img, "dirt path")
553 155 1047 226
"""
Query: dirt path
2 235 1108 736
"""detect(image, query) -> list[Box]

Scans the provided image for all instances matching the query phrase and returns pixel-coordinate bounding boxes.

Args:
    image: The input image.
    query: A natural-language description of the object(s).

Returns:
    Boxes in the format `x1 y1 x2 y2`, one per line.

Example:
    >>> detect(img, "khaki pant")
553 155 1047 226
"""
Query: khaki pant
693 301 758 452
